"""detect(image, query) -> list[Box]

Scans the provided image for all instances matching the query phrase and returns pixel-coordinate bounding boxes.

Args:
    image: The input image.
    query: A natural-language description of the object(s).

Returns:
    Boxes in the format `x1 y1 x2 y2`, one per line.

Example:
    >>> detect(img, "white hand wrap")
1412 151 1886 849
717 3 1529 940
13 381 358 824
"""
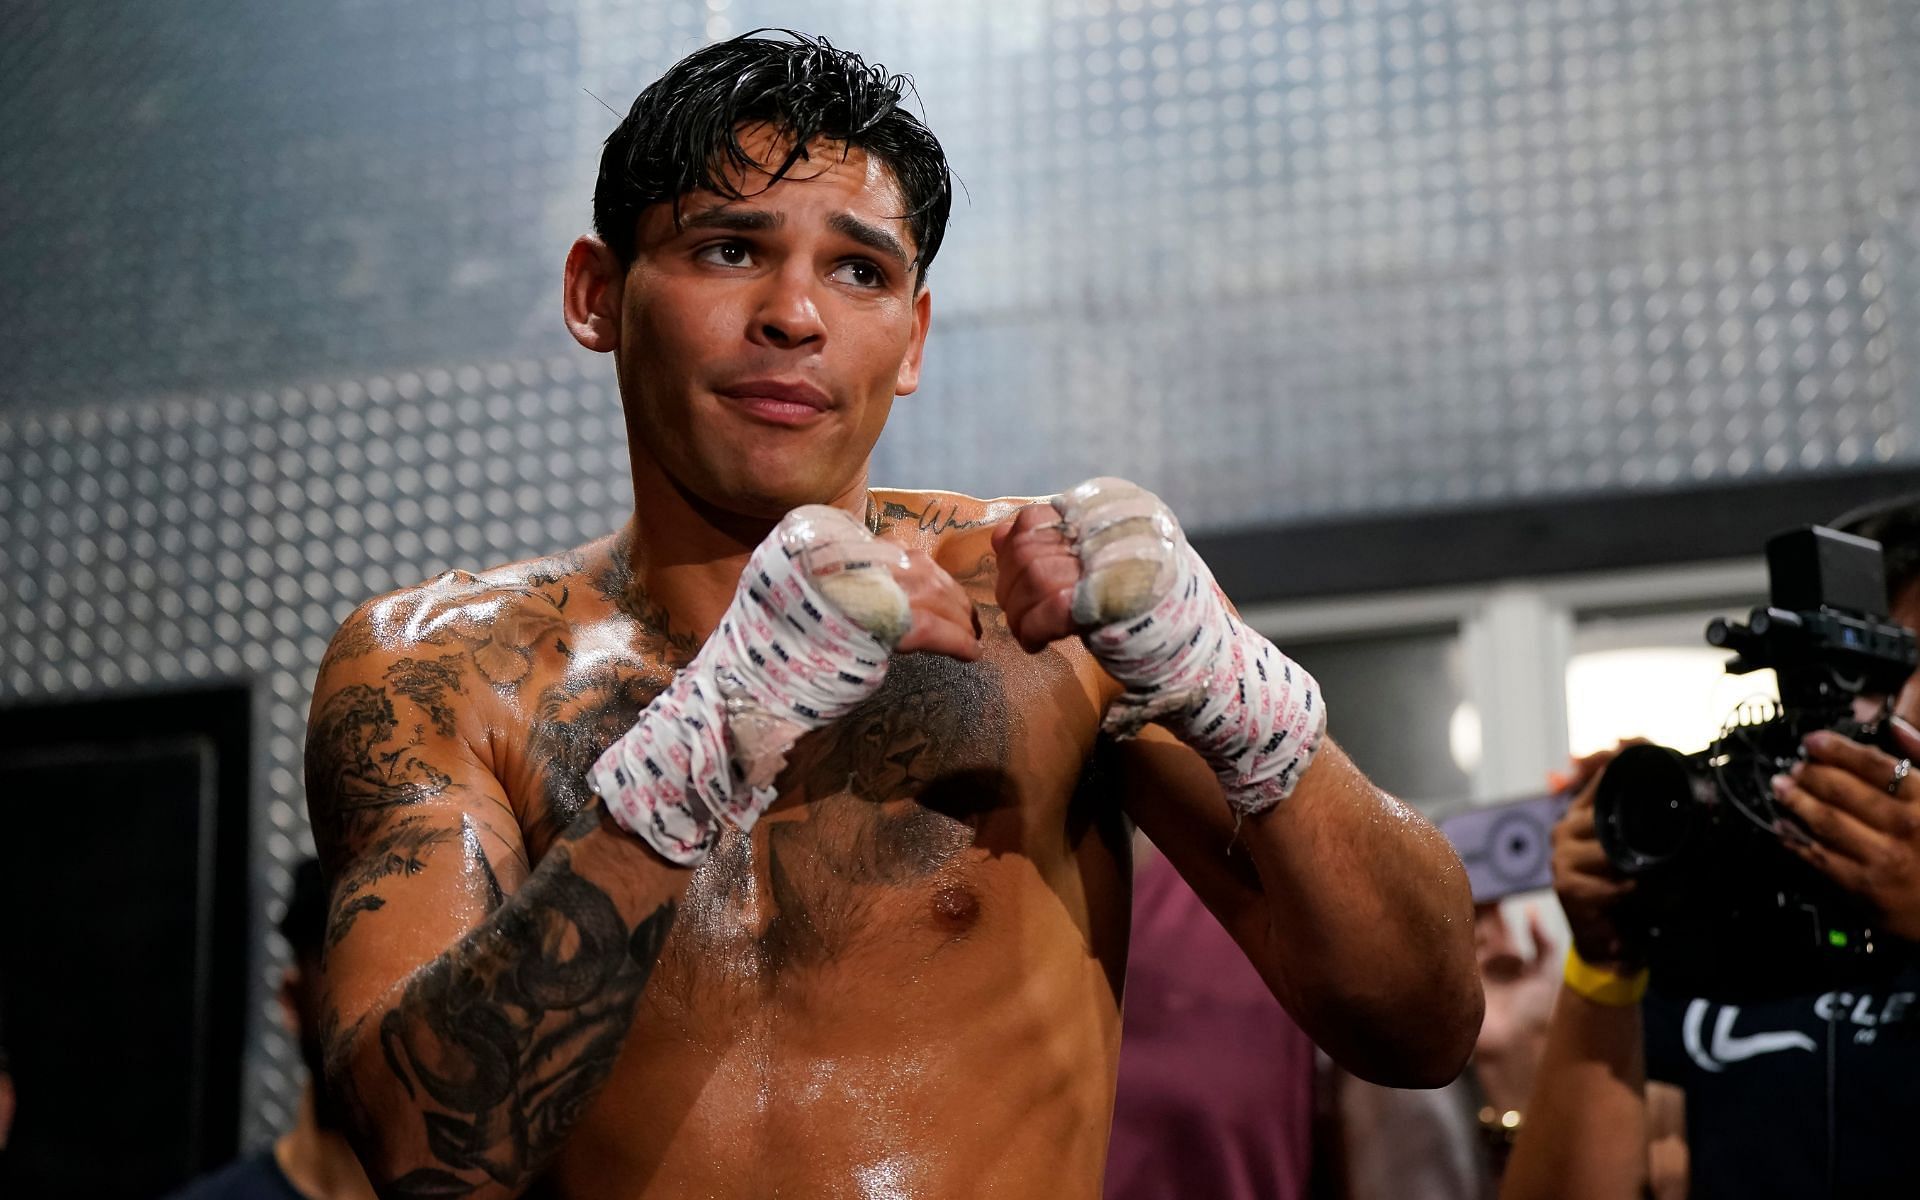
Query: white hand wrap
588 506 910 865
1056 478 1327 817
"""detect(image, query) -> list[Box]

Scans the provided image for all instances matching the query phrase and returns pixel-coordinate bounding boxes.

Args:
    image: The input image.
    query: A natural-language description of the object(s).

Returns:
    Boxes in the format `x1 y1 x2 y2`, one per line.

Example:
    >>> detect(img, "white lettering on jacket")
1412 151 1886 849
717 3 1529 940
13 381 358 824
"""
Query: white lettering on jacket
1683 1001 1817 1073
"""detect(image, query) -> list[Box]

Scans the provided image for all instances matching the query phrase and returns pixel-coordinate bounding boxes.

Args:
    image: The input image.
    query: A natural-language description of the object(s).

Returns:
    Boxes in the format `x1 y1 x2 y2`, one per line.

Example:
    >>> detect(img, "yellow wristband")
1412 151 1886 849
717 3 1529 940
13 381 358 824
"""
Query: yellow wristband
1563 947 1650 1007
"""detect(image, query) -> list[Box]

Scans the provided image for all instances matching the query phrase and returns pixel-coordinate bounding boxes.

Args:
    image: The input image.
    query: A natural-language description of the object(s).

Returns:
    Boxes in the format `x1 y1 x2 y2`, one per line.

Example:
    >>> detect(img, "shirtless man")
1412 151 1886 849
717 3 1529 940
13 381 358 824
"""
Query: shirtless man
305 31 1480 1199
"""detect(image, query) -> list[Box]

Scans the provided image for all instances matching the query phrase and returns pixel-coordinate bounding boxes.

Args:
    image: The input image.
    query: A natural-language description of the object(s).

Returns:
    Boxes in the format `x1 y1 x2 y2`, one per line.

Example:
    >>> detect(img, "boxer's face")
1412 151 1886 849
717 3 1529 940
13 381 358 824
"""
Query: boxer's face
603 126 931 519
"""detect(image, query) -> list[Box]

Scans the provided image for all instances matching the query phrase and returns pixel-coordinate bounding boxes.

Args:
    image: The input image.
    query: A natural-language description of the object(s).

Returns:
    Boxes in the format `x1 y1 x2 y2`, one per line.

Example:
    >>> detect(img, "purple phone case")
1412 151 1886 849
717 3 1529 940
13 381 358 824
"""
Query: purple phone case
1437 792 1572 904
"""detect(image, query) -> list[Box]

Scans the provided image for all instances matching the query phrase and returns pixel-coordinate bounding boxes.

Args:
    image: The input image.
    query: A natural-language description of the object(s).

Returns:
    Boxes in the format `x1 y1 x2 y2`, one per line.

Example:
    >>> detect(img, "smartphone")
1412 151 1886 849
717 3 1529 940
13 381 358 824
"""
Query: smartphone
1436 791 1572 904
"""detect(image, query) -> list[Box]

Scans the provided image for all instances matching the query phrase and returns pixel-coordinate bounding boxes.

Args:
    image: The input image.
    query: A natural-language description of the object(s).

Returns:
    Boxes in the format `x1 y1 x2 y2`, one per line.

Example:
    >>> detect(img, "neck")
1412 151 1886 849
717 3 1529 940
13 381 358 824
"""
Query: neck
274 1086 374 1200
622 442 871 640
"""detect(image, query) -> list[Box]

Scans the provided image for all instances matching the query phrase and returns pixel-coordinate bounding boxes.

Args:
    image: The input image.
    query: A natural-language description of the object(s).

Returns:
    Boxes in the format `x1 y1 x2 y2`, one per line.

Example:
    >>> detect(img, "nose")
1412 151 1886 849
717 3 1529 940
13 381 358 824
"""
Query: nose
748 263 826 351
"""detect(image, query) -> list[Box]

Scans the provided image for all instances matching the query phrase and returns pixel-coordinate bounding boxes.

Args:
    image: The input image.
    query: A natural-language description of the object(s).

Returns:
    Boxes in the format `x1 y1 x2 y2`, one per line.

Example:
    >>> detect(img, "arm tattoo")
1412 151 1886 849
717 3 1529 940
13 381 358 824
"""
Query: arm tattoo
311 627 676 1194
317 610 381 680
337 830 677 1197
385 655 466 738
326 815 458 948
307 683 454 873
461 814 508 915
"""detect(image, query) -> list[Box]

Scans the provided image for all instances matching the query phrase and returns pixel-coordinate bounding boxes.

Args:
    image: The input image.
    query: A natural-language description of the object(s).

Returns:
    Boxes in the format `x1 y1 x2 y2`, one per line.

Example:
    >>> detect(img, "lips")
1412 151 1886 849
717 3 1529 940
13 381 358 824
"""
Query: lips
714 378 834 426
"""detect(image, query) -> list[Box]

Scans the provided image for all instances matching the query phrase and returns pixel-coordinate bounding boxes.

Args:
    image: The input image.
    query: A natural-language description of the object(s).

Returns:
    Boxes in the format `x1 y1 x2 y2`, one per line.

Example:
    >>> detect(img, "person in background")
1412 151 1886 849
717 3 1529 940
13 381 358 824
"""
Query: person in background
1465 902 1561 1176
1103 833 1317 1199
1503 496 1920 1200
1326 900 1560 1200
1105 809 1558 1200
165 860 373 1200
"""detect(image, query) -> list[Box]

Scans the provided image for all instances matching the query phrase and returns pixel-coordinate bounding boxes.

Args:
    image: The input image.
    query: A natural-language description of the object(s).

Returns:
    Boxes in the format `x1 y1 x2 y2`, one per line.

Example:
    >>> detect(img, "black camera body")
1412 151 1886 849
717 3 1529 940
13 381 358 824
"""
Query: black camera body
1592 526 1919 1000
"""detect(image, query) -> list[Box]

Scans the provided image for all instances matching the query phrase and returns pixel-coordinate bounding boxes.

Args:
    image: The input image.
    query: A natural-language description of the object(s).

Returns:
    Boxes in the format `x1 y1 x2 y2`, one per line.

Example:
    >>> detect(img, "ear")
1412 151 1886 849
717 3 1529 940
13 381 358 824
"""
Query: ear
564 235 625 353
894 284 933 397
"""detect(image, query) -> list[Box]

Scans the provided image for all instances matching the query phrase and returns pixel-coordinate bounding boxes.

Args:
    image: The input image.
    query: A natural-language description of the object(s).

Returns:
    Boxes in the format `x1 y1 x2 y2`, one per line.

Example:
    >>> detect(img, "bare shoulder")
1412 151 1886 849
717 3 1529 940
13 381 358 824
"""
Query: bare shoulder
303 539 627 879
314 537 622 690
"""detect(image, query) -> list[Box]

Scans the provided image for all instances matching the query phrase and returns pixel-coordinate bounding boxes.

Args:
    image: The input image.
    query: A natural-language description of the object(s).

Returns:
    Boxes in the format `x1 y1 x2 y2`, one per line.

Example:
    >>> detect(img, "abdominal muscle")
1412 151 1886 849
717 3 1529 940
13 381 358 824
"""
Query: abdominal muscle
543 837 1125 1199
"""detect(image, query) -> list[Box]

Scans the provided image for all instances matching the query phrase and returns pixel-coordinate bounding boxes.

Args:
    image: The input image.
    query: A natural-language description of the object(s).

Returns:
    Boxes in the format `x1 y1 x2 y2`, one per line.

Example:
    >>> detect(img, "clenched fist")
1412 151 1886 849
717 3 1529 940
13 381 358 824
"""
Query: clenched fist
886 547 983 661
787 505 983 662
990 477 1178 653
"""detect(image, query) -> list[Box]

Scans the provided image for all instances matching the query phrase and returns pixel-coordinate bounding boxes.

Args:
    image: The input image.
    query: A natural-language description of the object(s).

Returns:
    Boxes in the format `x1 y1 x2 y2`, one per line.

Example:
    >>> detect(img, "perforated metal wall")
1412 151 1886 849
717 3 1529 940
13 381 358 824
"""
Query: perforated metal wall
0 363 632 1144
3 0 1920 1148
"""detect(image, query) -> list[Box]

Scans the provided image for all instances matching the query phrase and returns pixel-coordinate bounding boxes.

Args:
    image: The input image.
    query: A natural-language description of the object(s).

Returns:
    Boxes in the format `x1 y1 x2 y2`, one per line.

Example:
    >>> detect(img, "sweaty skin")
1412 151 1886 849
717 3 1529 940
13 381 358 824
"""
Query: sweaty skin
311 489 1134 1197
309 118 1476 1200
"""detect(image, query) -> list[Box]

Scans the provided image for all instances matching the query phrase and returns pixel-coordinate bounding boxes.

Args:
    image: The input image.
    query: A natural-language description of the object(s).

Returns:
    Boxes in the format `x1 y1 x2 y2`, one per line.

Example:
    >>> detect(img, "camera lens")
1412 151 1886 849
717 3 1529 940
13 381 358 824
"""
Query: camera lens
1594 744 1703 874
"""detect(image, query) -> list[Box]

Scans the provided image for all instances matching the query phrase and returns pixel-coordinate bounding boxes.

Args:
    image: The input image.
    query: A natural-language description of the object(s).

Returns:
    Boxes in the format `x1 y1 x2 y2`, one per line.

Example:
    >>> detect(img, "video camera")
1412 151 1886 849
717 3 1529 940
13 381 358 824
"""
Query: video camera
1591 525 1918 999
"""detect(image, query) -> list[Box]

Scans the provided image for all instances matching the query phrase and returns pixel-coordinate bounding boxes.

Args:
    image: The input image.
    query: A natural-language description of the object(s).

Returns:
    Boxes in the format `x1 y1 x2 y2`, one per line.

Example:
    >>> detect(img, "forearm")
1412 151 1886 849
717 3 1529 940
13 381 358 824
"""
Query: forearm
327 806 688 1200
1499 986 1649 1200
1240 744 1481 1087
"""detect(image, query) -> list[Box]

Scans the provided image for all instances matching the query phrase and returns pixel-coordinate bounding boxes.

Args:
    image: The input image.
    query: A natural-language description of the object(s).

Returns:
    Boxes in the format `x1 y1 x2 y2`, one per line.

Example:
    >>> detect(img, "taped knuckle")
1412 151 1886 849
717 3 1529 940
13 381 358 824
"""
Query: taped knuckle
1057 475 1156 514
779 503 871 547
1047 478 1183 629
771 511 912 648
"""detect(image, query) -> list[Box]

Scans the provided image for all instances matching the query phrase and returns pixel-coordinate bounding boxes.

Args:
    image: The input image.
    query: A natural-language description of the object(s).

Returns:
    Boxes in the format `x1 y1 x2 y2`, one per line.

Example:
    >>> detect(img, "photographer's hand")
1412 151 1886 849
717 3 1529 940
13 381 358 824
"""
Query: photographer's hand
1551 745 1642 970
1498 744 1664 1200
1772 718 1920 940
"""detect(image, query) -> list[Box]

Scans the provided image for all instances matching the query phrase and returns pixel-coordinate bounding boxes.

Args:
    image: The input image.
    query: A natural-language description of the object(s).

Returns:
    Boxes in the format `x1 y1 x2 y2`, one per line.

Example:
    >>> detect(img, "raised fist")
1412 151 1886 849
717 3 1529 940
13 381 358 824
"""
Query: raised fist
591 503 979 863
990 477 1177 653
781 504 982 661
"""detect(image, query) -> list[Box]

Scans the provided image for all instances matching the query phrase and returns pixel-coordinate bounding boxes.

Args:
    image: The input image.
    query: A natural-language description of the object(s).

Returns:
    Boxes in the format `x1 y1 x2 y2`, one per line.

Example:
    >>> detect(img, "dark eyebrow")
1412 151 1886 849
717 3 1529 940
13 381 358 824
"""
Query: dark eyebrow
828 213 910 269
678 206 911 271
679 207 780 234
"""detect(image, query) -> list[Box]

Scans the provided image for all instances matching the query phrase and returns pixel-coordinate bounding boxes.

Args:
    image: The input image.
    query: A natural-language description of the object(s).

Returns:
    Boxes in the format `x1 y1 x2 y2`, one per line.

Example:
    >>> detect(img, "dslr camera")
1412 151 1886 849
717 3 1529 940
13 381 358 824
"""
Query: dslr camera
1593 525 1918 999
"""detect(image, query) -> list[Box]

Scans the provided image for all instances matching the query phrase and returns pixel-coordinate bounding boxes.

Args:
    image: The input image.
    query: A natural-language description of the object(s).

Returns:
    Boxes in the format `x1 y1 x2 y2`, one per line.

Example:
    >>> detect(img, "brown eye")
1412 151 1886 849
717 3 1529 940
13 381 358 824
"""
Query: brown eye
832 259 885 288
696 241 753 268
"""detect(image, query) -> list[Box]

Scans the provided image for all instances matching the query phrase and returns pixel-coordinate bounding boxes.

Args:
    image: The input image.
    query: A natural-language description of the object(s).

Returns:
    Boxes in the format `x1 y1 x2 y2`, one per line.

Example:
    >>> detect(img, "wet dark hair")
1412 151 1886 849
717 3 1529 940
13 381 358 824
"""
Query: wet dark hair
593 30 953 287
1832 493 1920 600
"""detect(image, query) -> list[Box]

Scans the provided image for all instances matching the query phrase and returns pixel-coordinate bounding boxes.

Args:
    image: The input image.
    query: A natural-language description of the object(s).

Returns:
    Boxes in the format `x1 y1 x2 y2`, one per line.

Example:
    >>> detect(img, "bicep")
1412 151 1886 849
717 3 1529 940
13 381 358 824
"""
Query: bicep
305 646 531 1026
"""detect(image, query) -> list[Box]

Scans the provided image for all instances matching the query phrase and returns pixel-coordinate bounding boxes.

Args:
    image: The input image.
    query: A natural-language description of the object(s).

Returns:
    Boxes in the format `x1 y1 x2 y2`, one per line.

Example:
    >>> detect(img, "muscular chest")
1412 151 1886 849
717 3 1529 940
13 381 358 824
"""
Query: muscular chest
513 632 1110 976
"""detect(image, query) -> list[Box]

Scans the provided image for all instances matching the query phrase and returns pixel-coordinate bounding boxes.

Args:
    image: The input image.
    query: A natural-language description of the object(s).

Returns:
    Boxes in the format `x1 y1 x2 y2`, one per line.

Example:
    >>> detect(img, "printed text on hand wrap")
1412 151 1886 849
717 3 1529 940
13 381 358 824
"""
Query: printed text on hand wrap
587 508 903 864
1076 503 1326 816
